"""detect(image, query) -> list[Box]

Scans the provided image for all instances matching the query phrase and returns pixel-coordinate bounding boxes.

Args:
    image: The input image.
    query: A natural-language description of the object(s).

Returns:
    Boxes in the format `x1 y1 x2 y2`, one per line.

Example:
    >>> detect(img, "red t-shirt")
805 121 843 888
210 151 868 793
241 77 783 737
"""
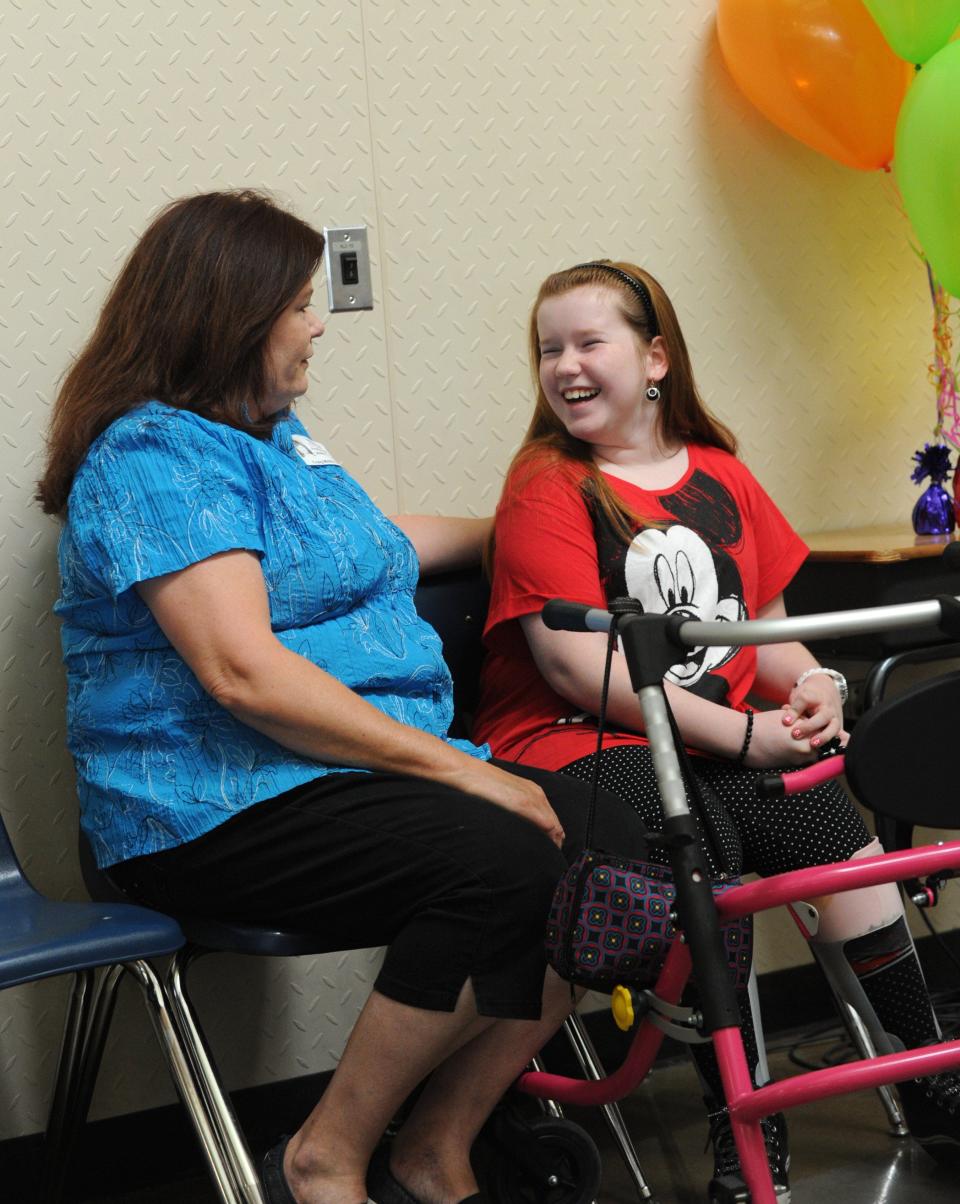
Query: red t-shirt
474 445 808 770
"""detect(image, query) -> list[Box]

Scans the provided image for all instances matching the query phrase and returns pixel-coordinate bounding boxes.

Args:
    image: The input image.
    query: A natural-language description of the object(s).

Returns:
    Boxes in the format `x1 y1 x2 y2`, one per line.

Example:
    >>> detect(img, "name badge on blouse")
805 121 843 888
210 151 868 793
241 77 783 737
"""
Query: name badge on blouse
291 435 338 467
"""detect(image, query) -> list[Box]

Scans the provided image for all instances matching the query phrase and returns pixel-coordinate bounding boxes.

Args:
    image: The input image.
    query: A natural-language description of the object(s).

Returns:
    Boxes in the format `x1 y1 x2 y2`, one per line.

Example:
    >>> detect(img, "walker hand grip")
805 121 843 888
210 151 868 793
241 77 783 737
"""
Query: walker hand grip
542 599 613 633
937 593 960 637
757 755 846 798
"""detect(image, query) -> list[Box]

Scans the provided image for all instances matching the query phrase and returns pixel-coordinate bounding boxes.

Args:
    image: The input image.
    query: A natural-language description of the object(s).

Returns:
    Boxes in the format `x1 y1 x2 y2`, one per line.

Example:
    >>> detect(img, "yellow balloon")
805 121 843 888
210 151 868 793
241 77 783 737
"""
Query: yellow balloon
717 0 914 170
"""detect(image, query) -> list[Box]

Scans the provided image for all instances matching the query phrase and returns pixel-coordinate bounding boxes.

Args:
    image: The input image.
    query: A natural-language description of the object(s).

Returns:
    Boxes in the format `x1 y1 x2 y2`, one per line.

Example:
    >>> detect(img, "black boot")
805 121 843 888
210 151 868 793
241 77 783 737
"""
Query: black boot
690 981 790 1202
895 1063 960 1167
841 917 960 1165
706 1107 791 1203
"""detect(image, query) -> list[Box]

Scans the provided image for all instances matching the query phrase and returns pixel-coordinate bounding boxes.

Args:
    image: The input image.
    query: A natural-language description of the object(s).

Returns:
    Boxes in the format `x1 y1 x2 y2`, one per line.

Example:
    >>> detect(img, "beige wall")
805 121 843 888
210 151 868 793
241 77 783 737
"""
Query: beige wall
1 0 955 1137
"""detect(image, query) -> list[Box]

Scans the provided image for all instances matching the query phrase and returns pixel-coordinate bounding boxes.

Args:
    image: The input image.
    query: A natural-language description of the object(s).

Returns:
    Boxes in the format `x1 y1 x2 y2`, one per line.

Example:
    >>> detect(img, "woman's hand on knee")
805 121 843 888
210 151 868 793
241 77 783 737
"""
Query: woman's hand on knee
449 761 566 848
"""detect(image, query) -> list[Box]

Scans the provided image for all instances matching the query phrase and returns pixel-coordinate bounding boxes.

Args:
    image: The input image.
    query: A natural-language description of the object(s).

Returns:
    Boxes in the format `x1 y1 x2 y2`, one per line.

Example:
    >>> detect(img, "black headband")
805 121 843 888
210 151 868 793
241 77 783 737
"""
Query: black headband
572 262 659 338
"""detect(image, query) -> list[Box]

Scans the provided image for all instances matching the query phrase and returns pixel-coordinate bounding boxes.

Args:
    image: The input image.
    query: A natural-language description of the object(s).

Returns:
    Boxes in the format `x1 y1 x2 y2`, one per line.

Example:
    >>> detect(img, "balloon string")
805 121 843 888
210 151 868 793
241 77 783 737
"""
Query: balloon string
880 165 909 225
929 263 960 451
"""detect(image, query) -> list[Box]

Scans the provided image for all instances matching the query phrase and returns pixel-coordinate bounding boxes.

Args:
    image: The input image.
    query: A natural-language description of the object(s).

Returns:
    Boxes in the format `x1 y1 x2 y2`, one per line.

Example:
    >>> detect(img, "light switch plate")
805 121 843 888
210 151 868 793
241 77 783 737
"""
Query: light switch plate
323 225 373 312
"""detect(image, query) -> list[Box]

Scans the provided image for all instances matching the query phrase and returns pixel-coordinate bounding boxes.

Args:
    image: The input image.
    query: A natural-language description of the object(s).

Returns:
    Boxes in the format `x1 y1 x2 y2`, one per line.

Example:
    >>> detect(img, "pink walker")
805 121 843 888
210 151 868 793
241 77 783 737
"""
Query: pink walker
516 593 960 1203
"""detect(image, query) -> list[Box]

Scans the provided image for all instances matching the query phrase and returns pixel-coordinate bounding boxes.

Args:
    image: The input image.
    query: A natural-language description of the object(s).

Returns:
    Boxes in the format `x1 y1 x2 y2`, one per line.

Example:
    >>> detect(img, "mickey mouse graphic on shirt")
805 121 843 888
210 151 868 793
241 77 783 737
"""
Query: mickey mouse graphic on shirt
590 470 747 706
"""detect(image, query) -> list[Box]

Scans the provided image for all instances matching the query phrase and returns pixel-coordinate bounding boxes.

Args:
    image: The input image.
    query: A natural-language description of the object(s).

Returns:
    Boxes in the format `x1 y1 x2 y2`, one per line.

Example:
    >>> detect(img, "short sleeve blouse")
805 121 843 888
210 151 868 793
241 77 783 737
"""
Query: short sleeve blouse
58 401 487 867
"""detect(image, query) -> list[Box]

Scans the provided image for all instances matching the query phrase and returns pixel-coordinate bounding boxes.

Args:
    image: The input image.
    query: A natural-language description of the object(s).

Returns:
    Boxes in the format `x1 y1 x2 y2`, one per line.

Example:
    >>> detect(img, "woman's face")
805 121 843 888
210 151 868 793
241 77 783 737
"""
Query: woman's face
261 281 326 416
536 285 666 451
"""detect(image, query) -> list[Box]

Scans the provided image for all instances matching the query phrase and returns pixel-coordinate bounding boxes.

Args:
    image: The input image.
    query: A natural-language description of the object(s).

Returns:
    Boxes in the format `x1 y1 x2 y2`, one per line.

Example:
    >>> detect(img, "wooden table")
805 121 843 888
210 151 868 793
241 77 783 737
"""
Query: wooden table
799 523 960 564
784 523 960 700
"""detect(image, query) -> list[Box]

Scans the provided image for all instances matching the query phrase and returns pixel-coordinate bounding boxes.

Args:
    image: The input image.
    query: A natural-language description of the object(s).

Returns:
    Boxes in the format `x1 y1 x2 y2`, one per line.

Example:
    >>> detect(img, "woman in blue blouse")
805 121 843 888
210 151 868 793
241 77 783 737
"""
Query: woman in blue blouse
37 191 641 1204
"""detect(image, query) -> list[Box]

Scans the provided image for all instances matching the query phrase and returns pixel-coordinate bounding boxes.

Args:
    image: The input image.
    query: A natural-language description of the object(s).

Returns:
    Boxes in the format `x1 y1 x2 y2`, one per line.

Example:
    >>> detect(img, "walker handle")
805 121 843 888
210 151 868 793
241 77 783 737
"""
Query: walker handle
757 755 846 798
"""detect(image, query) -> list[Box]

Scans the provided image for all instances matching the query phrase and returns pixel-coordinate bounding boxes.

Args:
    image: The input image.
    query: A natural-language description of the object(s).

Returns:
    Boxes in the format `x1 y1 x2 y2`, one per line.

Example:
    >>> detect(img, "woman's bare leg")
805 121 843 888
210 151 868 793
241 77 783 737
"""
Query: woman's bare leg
388 968 574 1203
282 982 494 1203
282 970 573 1204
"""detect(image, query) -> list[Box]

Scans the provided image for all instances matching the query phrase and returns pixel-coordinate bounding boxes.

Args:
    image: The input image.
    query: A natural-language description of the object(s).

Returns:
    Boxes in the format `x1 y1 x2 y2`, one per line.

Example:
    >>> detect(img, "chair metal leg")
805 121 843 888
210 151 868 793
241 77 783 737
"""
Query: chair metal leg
164 948 266 1204
63 963 127 1127
48 964 136 1202
38 968 100 1204
562 1012 656 1201
529 1054 564 1119
125 958 251 1204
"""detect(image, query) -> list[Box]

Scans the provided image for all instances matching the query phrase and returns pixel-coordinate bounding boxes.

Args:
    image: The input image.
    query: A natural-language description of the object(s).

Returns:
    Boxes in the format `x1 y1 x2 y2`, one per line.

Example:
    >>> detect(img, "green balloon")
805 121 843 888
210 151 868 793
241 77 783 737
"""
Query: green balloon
863 0 960 64
895 40 960 298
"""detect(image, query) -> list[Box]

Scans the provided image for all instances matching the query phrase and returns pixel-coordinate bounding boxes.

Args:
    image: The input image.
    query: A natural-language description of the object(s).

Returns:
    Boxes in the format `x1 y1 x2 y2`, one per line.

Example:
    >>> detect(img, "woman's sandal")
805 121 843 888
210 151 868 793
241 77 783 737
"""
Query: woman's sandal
261 1137 297 1204
367 1144 487 1204
261 1135 375 1204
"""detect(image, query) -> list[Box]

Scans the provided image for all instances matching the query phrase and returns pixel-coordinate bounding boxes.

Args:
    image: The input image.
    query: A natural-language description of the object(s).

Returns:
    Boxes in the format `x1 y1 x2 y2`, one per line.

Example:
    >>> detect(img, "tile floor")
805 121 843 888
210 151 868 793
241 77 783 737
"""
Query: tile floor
82 1042 960 1203
570 1043 959 1203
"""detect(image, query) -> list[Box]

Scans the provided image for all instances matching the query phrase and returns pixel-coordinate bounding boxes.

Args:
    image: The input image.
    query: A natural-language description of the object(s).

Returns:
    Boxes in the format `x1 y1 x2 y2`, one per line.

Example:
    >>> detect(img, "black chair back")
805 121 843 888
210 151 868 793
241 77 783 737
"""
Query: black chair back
844 669 960 831
413 566 490 737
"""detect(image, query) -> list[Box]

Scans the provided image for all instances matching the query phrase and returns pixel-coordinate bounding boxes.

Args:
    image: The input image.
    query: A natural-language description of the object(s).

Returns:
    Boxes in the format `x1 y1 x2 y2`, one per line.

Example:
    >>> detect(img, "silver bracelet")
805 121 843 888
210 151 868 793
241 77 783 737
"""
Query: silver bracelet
794 666 848 707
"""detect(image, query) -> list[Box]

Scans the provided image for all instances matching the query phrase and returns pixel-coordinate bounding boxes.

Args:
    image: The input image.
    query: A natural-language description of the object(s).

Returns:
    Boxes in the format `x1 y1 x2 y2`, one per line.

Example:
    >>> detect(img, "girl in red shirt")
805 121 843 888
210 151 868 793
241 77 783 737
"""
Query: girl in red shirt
476 261 959 1201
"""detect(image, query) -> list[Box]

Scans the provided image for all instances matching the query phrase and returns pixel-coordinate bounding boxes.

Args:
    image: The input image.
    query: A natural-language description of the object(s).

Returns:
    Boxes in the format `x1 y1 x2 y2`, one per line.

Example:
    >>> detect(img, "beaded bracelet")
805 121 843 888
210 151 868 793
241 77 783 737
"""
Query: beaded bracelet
795 666 848 707
737 709 754 765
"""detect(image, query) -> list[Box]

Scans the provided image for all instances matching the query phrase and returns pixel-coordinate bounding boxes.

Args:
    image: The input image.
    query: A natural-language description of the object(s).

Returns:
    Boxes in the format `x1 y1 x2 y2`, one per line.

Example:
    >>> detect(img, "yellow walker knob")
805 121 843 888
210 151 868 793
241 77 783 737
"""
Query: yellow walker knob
611 984 636 1032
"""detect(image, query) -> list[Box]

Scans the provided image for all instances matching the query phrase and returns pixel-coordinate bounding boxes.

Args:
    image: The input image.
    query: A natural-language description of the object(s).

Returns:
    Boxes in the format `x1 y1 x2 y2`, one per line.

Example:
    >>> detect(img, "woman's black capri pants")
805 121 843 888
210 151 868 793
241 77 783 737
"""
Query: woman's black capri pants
110 760 646 1021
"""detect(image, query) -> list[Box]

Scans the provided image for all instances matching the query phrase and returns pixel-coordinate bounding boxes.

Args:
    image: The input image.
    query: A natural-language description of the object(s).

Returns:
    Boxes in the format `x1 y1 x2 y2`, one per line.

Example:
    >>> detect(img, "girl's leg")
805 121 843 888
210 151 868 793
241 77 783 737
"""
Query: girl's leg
702 763 960 1157
702 763 943 1050
799 838 959 1155
799 837 938 1045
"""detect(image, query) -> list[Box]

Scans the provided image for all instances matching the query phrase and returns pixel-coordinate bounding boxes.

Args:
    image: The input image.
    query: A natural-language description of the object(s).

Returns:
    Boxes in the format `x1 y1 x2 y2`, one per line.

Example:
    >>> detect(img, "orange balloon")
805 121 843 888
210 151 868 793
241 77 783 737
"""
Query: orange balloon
717 0 914 170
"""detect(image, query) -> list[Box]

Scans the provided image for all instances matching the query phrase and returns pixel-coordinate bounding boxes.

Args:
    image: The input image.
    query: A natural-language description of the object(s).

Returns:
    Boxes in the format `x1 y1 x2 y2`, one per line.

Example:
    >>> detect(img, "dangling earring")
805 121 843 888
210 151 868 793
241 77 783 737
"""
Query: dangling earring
645 383 661 402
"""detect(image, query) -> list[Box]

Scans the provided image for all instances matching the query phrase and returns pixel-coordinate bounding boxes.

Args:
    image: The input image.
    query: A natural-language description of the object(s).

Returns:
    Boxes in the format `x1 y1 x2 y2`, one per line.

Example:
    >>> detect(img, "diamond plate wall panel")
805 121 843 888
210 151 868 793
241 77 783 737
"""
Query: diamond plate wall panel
0 0 393 1140
2 0 957 1146
365 0 935 529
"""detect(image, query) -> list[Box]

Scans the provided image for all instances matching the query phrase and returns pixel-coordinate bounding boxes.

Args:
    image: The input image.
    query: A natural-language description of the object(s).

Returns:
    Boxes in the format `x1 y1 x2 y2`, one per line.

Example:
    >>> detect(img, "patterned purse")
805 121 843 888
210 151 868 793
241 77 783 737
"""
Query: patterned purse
544 603 753 993
545 849 752 993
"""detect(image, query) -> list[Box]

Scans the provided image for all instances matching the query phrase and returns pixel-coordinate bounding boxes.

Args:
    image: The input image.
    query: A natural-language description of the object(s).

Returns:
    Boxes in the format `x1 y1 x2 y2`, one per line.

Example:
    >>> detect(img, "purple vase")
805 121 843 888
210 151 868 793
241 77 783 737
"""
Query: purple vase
913 483 956 535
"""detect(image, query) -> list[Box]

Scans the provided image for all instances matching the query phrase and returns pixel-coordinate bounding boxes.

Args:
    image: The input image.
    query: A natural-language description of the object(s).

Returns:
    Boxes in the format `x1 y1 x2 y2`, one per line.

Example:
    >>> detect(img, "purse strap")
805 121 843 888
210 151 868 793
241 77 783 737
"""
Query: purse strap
582 607 732 877
662 695 732 877
582 616 620 850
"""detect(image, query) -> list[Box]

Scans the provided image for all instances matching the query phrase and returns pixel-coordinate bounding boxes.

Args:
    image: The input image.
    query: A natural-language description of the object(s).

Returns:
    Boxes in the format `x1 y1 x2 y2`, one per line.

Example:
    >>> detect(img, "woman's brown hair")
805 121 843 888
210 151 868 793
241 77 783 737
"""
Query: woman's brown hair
501 260 737 544
37 189 326 515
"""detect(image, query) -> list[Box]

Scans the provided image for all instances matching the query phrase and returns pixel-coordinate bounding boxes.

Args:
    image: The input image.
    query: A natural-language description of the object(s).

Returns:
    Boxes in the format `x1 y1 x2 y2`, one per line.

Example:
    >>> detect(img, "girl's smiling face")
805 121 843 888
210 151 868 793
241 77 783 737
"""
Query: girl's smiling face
536 285 667 451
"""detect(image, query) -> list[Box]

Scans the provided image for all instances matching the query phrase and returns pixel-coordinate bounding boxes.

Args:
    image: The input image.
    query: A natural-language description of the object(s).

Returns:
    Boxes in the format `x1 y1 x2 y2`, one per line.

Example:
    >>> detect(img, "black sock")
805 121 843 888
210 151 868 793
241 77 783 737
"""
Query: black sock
843 916 941 1048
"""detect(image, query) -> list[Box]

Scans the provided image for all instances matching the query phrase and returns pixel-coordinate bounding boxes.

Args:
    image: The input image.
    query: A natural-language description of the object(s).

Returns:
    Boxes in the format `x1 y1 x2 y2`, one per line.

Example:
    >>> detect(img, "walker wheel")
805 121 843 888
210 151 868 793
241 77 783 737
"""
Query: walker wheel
486 1116 602 1204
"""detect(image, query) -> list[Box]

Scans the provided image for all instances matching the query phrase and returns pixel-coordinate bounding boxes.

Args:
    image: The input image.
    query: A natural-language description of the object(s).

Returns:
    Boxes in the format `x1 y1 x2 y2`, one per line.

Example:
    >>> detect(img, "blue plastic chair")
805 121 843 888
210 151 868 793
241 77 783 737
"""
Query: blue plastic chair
77 843 332 1204
0 812 238 1204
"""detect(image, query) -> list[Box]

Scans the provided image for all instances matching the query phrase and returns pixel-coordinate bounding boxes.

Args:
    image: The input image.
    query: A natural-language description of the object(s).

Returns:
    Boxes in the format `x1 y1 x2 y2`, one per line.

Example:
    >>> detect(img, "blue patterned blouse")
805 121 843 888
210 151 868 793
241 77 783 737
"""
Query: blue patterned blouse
57 400 489 868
